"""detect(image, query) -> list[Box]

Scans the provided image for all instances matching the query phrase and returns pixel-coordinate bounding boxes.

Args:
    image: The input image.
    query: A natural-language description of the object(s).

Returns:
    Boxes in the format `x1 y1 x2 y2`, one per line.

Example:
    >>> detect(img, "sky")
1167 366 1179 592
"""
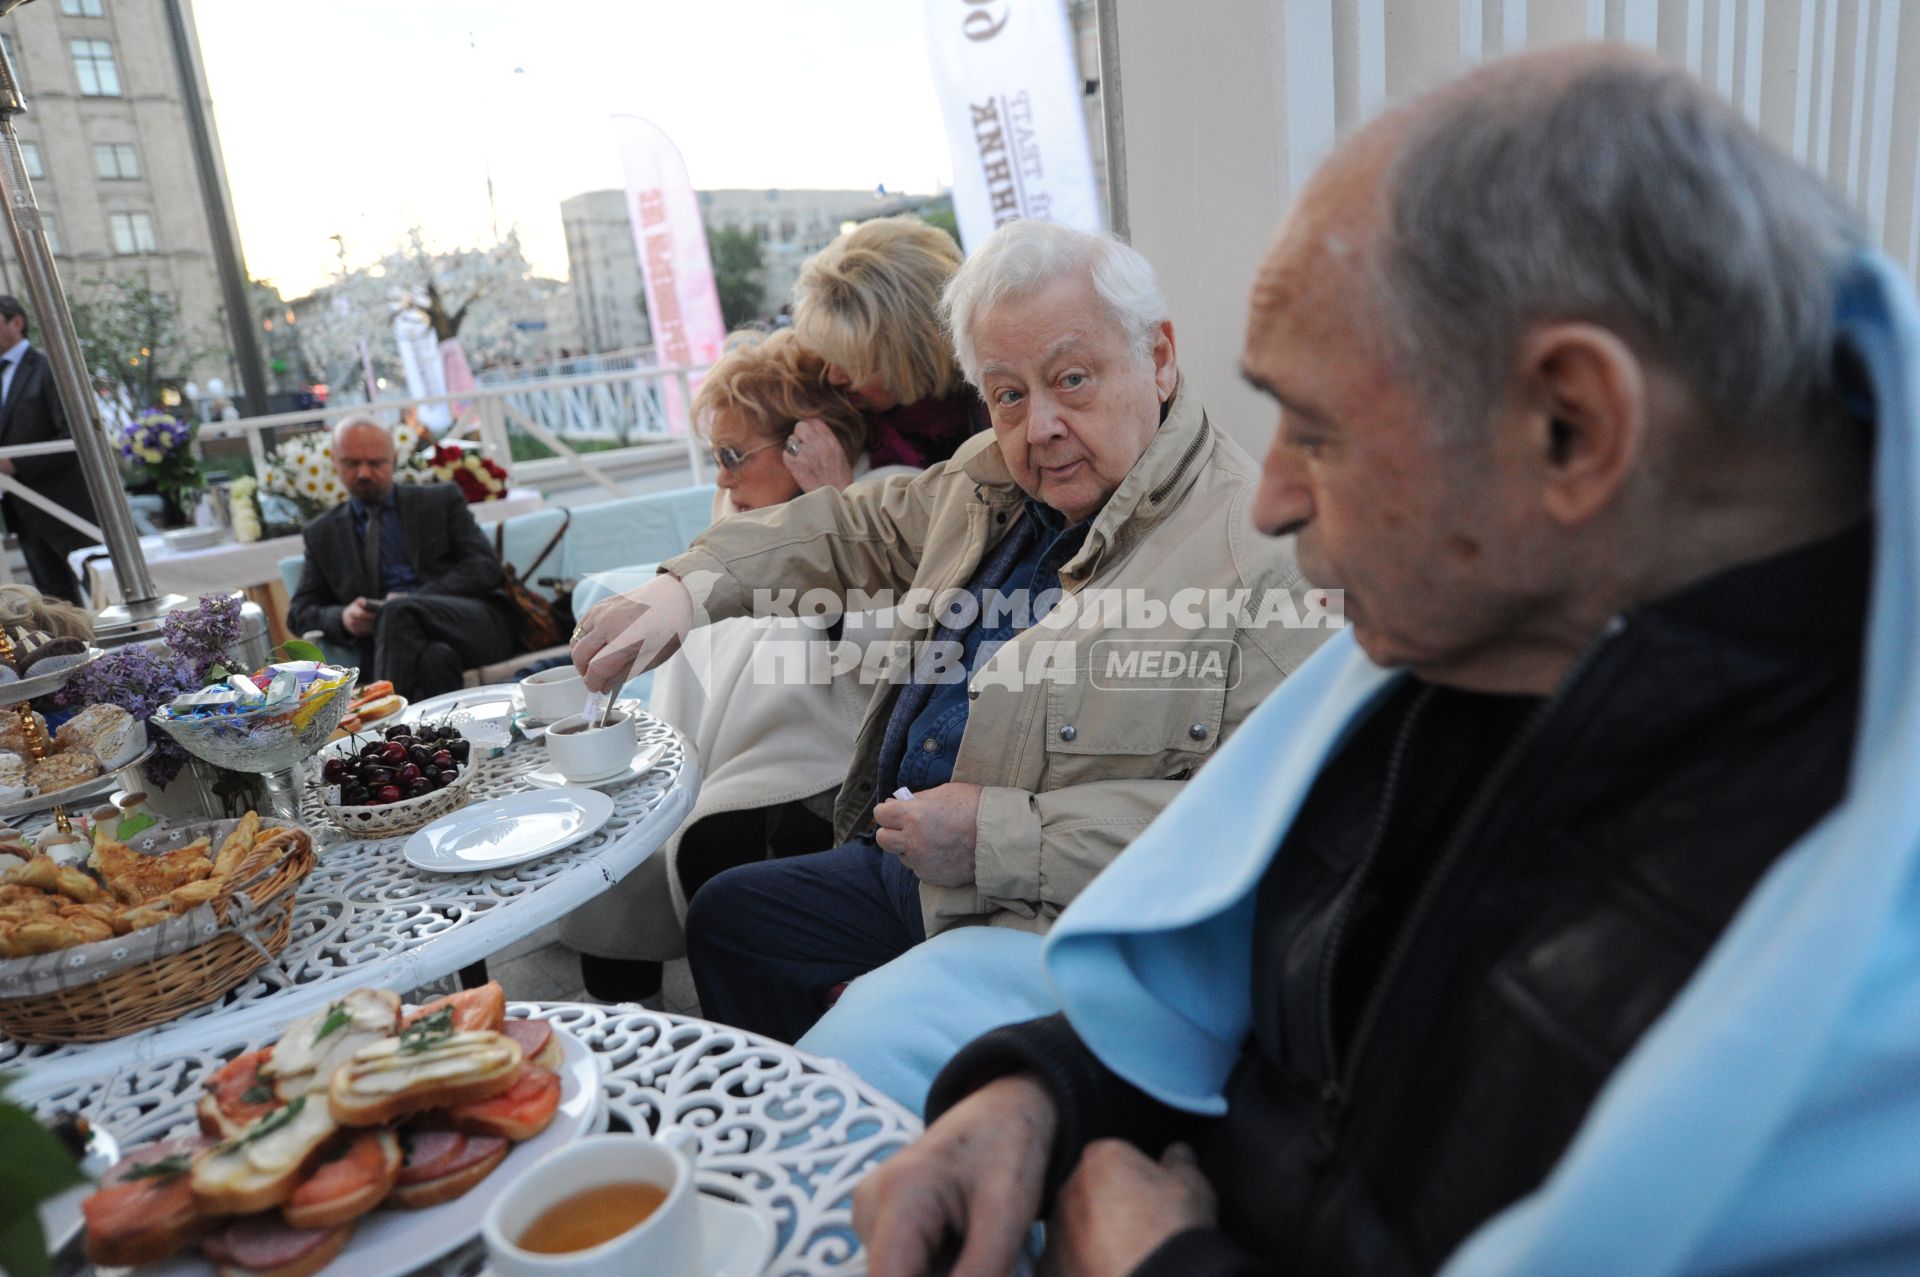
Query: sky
192 0 956 298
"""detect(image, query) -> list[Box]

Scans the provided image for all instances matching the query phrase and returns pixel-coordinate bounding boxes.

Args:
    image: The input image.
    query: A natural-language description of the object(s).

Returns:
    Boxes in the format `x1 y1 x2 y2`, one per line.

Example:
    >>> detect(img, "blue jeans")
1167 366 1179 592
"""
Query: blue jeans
684 837 927 1043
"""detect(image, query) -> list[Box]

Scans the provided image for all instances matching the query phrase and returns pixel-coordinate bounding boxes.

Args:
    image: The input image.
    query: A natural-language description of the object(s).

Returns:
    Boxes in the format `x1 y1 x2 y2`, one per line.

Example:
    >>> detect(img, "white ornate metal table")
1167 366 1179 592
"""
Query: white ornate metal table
23 1002 916 1276
0 707 700 1079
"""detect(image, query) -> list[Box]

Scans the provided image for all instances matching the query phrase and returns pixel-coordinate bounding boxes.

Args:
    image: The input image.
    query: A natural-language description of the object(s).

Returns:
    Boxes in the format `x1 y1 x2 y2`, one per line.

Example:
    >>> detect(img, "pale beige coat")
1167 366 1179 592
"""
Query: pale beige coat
662 384 1331 936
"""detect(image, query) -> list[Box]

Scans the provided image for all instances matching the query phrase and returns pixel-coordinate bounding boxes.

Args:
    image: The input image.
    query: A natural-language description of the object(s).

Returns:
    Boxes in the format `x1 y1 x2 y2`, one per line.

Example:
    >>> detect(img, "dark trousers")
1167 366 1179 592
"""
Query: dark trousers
15 516 86 605
371 594 514 701
685 837 926 1043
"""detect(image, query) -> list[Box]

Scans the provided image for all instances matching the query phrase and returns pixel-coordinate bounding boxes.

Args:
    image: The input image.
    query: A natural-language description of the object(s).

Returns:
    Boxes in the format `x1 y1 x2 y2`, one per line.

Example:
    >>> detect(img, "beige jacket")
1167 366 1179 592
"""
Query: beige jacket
661 384 1330 936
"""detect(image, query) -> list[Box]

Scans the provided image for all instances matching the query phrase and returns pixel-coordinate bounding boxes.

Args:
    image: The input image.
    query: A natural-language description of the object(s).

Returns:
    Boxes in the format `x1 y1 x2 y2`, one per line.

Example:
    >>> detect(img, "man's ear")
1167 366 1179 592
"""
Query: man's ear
1516 323 1646 526
1150 321 1178 403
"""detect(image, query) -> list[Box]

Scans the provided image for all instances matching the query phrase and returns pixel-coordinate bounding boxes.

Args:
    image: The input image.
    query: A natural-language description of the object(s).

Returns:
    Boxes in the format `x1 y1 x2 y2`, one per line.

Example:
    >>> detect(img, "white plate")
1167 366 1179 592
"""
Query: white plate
401 687 519 729
698 1194 777 1276
137 1021 601 1277
404 789 615 873
521 740 669 791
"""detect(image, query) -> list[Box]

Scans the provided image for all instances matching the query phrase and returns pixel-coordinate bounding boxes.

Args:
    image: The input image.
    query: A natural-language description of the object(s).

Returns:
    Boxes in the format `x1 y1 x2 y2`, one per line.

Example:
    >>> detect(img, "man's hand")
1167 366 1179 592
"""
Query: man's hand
856 1074 1057 1277
341 597 377 638
873 782 982 887
0 457 14 476
781 418 855 492
570 574 696 694
1043 1141 1217 1277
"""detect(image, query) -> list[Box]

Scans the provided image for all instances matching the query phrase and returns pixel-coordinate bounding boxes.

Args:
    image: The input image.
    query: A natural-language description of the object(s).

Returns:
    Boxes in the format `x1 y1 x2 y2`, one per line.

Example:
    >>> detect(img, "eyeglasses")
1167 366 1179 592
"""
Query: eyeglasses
709 439 781 471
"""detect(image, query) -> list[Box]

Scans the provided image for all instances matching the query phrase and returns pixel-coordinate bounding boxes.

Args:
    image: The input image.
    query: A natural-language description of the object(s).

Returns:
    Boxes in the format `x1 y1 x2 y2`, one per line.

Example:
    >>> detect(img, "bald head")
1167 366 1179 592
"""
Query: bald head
1245 44 1870 694
331 416 397 504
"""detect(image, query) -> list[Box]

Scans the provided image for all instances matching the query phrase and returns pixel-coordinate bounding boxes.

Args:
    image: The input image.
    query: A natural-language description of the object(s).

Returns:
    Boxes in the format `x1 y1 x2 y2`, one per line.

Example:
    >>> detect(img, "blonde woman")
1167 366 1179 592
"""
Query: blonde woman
559 328 912 1004
789 216 983 480
696 329 896 517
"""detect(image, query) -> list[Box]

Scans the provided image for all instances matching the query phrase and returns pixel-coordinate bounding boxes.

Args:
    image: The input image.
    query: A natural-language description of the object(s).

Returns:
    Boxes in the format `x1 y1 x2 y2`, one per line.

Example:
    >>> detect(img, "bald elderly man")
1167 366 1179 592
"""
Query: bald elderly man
854 48 1896 1277
286 417 514 698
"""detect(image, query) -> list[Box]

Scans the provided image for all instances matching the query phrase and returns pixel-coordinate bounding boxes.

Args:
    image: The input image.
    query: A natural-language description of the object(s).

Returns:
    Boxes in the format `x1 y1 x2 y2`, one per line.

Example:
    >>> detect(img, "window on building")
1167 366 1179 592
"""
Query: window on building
42 215 61 255
70 38 119 96
61 0 105 15
19 141 41 180
109 210 155 254
94 142 138 179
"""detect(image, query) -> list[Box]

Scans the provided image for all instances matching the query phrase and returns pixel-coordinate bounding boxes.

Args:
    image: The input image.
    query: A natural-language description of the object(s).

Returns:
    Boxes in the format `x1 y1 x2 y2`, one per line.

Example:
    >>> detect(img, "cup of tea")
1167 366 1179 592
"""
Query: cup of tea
544 709 639 783
482 1130 701 1277
520 666 587 723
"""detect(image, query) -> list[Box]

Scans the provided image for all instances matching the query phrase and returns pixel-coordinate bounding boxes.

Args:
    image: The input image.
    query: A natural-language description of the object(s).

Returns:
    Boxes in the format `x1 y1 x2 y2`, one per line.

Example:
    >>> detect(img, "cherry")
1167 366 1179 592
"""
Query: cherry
376 784 403 805
380 742 408 764
398 763 422 784
321 758 346 783
430 750 454 769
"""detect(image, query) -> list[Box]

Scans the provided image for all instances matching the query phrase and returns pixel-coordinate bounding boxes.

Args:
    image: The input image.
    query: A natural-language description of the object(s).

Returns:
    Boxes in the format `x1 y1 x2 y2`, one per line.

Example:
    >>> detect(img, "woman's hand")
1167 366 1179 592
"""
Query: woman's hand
782 418 856 492
569 574 696 693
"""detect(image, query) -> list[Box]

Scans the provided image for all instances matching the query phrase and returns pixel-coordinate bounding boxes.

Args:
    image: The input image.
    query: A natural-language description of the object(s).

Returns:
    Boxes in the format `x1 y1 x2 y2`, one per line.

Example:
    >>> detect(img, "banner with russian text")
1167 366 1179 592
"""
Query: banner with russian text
922 0 1103 250
615 115 727 435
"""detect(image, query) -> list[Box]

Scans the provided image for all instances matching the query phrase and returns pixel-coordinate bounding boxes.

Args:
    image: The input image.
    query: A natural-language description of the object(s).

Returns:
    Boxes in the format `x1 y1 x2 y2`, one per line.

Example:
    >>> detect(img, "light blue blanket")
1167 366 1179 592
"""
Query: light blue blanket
1044 252 1920 1276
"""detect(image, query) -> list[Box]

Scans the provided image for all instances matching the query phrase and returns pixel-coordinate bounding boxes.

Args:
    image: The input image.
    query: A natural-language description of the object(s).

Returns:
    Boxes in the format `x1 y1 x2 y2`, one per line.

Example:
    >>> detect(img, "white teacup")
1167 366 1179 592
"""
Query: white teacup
482 1130 701 1277
545 709 639 782
521 666 587 723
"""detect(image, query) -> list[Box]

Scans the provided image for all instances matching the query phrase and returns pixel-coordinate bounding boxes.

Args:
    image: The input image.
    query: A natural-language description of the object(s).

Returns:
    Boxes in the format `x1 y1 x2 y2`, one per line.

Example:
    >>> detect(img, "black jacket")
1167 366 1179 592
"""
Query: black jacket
930 524 1870 1277
0 344 98 549
286 481 506 645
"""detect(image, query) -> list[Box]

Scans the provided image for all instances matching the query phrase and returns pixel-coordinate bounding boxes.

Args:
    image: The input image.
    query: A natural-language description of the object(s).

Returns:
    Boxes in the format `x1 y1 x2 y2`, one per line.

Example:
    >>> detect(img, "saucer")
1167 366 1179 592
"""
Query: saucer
523 740 668 790
697 1194 776 1275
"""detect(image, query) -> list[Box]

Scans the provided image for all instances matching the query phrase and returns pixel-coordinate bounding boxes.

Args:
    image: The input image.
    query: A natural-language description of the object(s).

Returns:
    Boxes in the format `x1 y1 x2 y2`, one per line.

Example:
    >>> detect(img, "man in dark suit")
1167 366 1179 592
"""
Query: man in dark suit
286 416 515 699
0 296 98 604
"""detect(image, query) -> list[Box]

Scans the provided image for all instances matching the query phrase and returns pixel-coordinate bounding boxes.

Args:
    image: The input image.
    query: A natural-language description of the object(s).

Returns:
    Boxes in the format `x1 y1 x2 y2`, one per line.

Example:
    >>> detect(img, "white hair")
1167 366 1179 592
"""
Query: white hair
942 220 1169 385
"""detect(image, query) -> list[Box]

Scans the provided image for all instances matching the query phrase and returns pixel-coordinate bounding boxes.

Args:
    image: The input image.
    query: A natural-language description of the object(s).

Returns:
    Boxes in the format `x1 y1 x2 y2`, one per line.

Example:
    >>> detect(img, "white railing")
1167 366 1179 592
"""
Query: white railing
0 361 717 540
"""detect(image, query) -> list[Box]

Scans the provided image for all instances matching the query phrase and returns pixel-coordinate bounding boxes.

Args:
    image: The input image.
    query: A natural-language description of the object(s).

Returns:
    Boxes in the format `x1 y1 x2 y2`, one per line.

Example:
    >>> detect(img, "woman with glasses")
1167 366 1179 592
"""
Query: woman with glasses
789 216 984 478
698 329 912 517
560 327 917 1005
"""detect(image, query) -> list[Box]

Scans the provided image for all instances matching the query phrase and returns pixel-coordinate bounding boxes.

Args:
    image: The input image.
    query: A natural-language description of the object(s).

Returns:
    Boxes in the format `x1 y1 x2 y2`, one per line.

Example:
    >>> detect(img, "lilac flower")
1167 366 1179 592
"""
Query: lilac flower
55 592 245 788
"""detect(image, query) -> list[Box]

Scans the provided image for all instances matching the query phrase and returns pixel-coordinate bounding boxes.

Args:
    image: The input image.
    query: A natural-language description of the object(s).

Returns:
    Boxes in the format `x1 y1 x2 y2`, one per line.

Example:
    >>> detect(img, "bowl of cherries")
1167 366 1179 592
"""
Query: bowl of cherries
314 720 477 838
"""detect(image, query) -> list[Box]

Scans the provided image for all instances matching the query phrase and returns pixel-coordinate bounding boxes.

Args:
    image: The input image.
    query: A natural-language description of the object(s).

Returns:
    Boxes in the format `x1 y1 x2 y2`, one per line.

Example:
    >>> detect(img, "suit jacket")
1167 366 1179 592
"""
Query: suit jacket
0 344 98 550
286 481 506 643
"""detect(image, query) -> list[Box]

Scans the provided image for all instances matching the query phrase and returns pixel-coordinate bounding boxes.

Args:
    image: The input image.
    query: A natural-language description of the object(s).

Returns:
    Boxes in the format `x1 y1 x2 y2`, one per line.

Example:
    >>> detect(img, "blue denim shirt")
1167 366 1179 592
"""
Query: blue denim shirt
892 500 1088 792
348 489 422 594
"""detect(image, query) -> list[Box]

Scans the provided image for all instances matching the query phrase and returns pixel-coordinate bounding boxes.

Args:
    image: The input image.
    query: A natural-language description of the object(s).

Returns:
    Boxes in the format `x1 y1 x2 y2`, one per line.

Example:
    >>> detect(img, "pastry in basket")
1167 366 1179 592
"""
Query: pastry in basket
81 1134 218 1267
90 831 213 905
214 810 262 877
263 988 403 1102
0 909 114 953
5 851 108 902
27 749 100 794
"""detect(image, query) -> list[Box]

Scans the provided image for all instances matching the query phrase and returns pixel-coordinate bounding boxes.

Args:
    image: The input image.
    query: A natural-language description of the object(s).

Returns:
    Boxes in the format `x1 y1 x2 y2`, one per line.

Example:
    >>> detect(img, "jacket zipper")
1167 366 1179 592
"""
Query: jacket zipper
1148 414 1211 506
1314 616 1630 1138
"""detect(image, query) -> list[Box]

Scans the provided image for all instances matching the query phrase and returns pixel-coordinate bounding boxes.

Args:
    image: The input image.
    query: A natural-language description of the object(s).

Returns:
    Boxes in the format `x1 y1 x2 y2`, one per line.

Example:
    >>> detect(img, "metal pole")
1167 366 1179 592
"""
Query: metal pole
1094 0 1130 242
0 22 161 609
160 0 271 419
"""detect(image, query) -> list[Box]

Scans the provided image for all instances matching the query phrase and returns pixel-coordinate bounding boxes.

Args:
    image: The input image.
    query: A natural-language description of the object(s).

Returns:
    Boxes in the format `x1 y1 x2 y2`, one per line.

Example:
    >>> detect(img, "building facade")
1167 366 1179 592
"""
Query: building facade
560 189 651 356
0 0 235 396
561 186 932 354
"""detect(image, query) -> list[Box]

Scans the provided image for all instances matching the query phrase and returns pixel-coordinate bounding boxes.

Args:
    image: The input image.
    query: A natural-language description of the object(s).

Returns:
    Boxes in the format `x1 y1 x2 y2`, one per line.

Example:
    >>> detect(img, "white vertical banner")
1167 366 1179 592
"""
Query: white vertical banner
614 114 728 435
922 0 1103 250
392 308 449 430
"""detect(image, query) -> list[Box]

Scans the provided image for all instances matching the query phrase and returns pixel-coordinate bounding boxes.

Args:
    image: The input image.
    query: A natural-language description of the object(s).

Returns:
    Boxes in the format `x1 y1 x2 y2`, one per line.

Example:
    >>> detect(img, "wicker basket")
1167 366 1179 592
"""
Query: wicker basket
0 822 316 1043
317 760 479 840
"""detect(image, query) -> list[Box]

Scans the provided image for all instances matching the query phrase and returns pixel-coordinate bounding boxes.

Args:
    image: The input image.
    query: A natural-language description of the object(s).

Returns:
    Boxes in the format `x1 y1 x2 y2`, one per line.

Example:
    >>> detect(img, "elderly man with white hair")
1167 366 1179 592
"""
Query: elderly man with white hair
570 220 1329 1058
287 416 514 699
